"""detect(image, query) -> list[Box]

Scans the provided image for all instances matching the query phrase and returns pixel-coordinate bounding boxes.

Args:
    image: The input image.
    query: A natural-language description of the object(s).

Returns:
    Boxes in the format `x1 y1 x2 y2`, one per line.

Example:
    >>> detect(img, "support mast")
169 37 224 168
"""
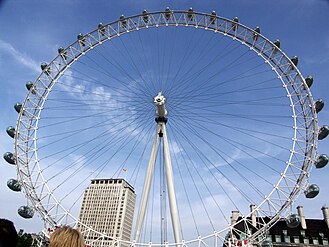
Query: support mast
134 92 182 244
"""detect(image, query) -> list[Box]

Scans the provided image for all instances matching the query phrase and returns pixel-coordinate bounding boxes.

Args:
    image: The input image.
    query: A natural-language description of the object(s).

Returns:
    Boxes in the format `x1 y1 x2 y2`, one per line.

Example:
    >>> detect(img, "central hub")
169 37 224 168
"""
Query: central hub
154 92 168 124
154 92 167 117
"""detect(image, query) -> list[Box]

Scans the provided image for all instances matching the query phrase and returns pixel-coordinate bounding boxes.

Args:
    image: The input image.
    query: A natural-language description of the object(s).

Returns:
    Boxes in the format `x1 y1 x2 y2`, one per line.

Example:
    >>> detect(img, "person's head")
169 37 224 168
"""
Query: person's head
0 218 18 247
49 226 85 247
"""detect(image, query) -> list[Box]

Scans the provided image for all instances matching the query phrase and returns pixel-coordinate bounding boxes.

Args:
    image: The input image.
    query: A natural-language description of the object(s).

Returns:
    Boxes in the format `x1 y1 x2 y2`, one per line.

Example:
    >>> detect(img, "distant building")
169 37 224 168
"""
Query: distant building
78 178 136 247
228 205 329 246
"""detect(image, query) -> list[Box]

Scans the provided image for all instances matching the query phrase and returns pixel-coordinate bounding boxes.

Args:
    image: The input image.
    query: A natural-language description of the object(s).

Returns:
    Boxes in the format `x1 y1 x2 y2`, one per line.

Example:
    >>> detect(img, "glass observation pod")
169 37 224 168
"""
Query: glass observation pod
209 11 217 25
187 7 195 21
290 56 299 67
305 75 314 88
7 179 21 192
231 17 239 31
77 33 86 47
58 46 68 60
3 152 16 165
6 126 15 138
119 15 127 28
304 184 320 198
40 62 50 75
26 81 36 94
142 10 149 23
97 23 106 36
18 206 34 219
318 125 329 140
316 154 329 168
164 7 172 20
253 26 260 41
14 102 22 114
286 214 301 228
315 99 325 113
273 39 281 49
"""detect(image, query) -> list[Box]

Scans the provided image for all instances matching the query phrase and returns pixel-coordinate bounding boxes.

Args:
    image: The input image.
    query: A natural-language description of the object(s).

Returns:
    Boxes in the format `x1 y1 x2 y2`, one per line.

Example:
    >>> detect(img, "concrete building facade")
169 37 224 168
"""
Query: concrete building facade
78 178 136 247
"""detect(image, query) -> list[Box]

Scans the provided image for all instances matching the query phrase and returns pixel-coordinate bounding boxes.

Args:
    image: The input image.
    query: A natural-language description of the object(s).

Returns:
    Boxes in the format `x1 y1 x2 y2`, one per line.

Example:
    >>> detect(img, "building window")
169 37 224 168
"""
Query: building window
312 237 319 245
282 229 287 235
275 235 281 243
293 236 300 244
303 237 309 244
284 236 290 243
322 238 328 245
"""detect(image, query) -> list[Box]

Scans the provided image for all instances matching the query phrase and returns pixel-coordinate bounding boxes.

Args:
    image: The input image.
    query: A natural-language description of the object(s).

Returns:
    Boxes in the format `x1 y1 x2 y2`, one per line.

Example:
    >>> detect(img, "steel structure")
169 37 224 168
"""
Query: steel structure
10 9 322 247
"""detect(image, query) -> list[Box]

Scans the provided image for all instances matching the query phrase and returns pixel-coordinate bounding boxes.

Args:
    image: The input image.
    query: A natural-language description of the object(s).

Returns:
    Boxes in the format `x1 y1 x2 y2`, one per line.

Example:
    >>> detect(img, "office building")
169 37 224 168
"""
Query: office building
78 178 136 247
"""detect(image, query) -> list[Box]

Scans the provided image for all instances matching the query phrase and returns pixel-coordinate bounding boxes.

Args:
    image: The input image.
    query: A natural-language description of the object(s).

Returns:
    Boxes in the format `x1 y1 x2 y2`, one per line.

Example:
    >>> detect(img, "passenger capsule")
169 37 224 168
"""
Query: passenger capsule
7 179 21 192
3 152 16 165
315 99 324 113
273 39 280 49
14 102 22 114
232 17 239 31
142 10 149 23
291 56 298 67
26 81 33 91
18 206 34 219
187 7 195 21
315 154 328 168
41 62 50 75
40 62 47 71
261 240 273 247
58 47 64 54
305 184 320 198
77 33 86 47
98 23 106 36
318 125 329 140
272 39 280 54
210 11 217 24
165 7 172 20
305 76 313 88
119 15 127 28
26 81 36 94
58 46 67 60
286 214 300 228
6 126 15 138
253 26 260 41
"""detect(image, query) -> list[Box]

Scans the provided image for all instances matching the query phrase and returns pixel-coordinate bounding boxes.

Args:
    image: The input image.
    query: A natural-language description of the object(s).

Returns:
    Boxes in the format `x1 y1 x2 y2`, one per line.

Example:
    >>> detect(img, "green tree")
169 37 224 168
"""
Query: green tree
17 232 35 247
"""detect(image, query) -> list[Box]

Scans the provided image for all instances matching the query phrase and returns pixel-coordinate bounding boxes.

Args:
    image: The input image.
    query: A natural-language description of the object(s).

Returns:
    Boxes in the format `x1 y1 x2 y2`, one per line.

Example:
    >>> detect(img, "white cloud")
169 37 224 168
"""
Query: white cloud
0 40 39 72
213 148 242 167
170 140 183 155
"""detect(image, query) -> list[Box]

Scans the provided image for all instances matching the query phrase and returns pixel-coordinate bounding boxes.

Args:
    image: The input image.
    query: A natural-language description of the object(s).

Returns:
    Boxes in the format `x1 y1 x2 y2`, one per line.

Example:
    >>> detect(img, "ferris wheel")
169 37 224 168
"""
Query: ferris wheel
4 8 329 247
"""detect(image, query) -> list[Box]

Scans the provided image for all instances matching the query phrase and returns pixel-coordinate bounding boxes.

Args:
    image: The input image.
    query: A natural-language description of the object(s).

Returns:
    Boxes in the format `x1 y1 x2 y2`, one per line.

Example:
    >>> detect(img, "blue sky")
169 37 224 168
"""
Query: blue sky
0 0 328 240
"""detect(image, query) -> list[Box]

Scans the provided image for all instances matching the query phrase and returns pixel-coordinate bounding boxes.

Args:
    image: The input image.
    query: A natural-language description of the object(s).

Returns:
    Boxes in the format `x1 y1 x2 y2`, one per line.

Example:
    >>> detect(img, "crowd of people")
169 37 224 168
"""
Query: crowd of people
0 218 85 247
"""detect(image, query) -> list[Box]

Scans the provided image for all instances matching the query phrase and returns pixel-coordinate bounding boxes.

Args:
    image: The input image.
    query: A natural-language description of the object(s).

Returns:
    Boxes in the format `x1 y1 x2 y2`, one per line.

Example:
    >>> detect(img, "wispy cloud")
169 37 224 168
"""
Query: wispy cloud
0 40 39 72
212 139 285 169
170 140 183 155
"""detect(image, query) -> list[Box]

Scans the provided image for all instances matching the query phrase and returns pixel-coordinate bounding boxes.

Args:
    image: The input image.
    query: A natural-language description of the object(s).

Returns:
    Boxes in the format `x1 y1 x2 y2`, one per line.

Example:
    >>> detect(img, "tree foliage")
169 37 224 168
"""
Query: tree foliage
17 232 36 247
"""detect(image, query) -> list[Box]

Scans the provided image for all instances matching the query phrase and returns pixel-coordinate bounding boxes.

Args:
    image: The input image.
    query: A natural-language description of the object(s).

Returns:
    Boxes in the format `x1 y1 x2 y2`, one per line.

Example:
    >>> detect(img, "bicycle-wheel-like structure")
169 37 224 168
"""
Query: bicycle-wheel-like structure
5 9 329 247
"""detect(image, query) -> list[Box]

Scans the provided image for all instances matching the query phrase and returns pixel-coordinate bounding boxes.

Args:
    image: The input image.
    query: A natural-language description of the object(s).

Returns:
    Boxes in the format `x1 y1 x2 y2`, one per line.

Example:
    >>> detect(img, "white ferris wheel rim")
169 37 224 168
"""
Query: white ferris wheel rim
14 10 319 246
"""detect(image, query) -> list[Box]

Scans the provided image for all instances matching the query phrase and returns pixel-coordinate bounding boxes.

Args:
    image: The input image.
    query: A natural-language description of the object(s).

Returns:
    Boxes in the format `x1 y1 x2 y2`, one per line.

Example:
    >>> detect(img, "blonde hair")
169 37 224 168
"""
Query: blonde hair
49 226 85 247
